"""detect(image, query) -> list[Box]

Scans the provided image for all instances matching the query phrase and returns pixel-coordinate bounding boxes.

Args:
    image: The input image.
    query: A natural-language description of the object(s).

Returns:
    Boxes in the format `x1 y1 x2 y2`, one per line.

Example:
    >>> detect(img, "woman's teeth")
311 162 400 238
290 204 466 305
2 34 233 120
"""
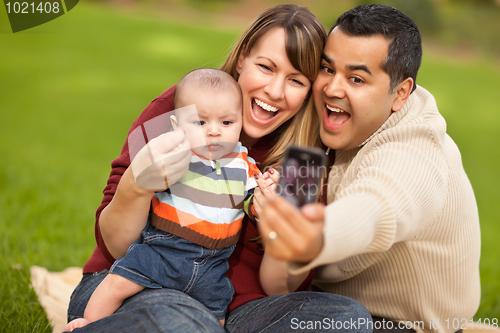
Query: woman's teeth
254 98 279 112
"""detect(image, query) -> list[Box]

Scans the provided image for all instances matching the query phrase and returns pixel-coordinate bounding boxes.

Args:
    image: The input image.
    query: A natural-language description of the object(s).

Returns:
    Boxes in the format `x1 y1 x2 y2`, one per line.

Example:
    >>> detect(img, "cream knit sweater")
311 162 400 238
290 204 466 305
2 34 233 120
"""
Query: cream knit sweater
291 86 481 333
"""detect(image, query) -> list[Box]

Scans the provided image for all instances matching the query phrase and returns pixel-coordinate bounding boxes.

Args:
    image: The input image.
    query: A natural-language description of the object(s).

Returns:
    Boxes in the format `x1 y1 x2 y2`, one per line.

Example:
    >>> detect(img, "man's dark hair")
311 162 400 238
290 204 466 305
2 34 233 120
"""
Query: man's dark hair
331 4 422 93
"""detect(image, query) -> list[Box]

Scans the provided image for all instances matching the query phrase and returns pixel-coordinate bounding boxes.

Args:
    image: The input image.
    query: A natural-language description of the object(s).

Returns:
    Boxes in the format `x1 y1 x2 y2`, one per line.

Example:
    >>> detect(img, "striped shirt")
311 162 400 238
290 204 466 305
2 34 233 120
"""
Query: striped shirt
152 142 260 249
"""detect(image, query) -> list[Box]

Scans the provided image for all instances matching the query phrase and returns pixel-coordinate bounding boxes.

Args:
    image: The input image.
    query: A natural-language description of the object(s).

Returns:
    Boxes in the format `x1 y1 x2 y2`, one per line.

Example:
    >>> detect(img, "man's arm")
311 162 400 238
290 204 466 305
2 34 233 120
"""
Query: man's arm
260 140 447 275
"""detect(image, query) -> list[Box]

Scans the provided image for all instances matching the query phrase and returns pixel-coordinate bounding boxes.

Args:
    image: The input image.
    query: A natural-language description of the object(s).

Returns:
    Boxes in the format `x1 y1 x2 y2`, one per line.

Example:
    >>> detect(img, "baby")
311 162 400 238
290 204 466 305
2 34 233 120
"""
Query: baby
65 68 259 331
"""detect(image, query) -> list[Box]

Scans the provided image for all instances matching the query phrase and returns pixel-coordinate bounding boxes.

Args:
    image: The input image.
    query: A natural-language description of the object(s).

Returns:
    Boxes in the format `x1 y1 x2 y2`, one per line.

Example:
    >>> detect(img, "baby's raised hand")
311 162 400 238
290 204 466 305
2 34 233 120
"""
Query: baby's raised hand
253 167 280 217
130 128 191 191
260 167 280 195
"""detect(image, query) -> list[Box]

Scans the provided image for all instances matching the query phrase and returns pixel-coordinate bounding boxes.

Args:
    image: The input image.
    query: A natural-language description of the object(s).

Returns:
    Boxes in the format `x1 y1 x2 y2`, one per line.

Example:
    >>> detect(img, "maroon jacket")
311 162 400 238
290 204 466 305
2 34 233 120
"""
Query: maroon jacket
82 85 314 312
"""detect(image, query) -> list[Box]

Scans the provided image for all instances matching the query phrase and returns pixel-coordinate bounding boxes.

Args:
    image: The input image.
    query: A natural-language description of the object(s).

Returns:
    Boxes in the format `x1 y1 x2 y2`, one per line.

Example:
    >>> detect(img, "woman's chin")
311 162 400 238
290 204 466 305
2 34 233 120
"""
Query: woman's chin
242 123 272 141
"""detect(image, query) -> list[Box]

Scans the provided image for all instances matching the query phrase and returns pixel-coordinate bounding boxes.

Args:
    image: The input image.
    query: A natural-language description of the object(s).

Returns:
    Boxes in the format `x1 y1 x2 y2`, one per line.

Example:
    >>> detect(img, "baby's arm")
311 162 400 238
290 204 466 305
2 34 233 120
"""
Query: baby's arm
254 169 311 295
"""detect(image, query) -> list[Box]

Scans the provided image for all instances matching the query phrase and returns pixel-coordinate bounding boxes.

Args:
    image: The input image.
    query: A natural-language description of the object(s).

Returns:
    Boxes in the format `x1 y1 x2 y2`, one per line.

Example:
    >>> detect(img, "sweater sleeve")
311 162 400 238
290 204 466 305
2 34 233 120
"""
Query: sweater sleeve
95 85 176 263
290 128 448 275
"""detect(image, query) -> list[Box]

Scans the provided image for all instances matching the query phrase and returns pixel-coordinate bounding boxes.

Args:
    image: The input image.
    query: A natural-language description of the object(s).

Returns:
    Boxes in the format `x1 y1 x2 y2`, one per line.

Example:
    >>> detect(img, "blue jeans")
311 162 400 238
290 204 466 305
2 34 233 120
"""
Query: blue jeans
67 270 225 333
110 223 235 319
67 270 372 333
225 291 372 333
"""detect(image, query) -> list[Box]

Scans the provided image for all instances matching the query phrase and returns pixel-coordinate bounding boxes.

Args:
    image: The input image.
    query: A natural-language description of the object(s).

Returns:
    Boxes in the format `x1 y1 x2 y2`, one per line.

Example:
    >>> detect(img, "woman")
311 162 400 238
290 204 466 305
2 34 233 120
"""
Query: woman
67 4 371 332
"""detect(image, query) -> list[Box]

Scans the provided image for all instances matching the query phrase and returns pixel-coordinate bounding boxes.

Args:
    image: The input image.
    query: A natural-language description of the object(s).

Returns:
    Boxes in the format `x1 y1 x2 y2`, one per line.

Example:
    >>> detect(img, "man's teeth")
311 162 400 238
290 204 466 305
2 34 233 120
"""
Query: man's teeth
326 105 345 113
255 98 279 112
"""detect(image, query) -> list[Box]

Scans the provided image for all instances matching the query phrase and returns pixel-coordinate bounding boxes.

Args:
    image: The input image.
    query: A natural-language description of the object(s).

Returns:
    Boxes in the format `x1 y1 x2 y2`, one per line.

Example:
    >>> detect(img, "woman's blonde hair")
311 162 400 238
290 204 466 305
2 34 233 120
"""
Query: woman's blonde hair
220 4 326 170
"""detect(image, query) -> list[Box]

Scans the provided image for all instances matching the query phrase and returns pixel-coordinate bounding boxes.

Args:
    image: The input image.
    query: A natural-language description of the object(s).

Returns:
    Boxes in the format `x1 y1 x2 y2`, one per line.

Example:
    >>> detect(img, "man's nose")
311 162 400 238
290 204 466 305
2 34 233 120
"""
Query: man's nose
323 75 346 99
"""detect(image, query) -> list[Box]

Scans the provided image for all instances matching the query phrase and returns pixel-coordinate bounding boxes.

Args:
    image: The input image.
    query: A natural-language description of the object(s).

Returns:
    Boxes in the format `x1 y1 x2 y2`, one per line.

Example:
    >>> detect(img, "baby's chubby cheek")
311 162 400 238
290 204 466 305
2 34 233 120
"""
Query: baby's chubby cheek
191 146 211 160
180 128 207 149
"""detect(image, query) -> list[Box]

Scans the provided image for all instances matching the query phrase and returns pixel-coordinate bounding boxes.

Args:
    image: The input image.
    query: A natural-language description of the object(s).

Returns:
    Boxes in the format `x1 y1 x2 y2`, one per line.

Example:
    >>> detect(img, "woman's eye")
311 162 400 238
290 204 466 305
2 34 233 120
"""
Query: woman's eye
222 121 233 126
259 64 272 72
291 78 305 87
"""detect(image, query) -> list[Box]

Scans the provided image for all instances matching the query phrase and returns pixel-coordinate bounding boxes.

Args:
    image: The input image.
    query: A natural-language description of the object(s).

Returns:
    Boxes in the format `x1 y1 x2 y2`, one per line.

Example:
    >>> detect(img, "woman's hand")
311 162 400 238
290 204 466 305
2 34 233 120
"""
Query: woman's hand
257 193 325 263
131 127 192 192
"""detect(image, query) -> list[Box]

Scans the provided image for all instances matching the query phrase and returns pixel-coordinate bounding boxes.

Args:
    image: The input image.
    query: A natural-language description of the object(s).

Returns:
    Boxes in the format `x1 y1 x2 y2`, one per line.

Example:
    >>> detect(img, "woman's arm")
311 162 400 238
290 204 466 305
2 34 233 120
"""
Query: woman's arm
259 250 310 295
99 167 154 259
94 84 194 261
100 129 192 259
253 169 310 295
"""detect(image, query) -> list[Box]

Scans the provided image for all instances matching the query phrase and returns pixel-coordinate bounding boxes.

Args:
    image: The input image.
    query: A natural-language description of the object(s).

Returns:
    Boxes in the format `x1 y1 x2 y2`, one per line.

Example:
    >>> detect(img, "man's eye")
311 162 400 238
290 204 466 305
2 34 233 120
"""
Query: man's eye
321 65 334 74
351 77 364 84
222 121 233 126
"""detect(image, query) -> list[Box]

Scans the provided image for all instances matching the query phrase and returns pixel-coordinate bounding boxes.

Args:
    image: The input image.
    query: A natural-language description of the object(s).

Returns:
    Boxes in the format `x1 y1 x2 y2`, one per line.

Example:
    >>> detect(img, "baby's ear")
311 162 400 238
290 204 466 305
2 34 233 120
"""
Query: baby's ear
170 115 178 130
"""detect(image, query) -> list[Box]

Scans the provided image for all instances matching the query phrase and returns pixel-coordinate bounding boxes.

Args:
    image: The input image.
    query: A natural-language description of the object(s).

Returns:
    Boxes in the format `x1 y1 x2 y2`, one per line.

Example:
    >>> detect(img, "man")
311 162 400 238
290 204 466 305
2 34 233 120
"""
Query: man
257 5 480 333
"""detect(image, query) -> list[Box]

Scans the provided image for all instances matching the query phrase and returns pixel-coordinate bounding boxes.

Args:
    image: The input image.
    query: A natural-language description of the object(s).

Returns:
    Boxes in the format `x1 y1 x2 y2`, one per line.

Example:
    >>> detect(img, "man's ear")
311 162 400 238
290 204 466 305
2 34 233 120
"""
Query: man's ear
236 46 248 74
391 78 413 112
170 115 179 130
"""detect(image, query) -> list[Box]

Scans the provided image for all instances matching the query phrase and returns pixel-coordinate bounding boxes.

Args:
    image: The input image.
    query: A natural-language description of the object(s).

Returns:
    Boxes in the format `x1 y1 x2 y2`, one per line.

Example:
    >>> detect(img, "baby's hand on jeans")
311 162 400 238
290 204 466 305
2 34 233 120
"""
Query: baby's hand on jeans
130 128 191 191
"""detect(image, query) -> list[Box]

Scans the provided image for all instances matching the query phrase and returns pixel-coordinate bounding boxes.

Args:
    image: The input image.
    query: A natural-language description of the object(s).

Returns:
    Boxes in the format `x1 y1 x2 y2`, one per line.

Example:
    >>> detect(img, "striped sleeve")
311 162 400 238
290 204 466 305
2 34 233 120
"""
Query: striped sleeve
241 146 260 218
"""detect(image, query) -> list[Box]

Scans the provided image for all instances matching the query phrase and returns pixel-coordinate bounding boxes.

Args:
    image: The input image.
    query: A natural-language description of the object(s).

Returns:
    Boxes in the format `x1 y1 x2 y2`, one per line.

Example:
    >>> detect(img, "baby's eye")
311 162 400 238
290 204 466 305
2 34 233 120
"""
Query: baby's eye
222 121 233 126
194 120 205 126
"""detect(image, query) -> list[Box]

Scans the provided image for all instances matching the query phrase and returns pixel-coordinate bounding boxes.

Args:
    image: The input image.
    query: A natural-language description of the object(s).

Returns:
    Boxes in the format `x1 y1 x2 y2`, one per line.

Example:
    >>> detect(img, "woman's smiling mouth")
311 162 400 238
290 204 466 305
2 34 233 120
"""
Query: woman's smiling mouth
251 98 280 123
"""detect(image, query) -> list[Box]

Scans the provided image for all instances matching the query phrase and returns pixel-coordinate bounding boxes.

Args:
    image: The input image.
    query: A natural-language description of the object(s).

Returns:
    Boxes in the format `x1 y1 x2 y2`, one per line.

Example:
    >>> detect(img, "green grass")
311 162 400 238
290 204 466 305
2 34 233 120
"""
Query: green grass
418 55 500 319
1 2 499 331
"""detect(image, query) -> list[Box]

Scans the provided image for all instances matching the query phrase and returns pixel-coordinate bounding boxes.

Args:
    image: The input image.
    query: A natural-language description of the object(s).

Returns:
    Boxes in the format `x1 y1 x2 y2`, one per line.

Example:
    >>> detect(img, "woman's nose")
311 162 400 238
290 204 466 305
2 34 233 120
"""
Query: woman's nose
264 76 285 101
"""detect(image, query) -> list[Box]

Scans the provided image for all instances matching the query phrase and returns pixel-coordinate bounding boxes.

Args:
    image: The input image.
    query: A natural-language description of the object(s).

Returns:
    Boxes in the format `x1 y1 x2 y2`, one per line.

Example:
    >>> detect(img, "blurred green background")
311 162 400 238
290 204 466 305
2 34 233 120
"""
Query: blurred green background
1 0 499 331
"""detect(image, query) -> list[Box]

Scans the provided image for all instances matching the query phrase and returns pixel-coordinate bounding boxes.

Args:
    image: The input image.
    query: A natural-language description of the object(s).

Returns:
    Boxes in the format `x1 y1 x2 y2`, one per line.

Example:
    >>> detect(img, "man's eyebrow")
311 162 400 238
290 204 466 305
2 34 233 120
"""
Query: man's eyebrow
322 53 333 64
347 64 372 75
322 54 372 75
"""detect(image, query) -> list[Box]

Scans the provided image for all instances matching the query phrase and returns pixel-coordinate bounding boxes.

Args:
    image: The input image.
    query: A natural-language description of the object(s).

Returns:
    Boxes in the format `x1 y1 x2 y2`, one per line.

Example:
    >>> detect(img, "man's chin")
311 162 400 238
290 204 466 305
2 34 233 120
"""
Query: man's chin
319 128 344 151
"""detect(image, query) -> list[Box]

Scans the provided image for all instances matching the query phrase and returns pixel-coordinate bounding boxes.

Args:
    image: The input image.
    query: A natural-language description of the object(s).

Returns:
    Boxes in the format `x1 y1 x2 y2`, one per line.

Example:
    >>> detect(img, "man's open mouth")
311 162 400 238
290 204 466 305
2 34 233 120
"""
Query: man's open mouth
325 104 350 129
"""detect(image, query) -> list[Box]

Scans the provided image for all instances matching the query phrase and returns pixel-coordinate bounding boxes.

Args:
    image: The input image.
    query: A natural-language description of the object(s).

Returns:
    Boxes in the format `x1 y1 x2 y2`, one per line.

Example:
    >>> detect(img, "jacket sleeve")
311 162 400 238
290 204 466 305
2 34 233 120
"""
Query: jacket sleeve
290 124 448 275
